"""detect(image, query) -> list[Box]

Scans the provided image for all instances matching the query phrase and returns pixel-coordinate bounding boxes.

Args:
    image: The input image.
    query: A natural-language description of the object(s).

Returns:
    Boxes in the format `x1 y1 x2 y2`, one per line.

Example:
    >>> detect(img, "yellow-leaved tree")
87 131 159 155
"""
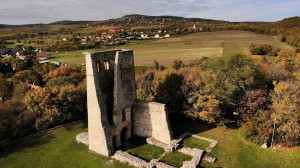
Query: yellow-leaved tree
271 81 300 146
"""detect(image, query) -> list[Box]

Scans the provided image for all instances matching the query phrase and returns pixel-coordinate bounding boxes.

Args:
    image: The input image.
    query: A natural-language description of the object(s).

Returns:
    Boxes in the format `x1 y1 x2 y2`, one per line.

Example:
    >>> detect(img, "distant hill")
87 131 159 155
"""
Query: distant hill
0 15 298 28
273 16 300 28
0 14 228 28
93 14 229 26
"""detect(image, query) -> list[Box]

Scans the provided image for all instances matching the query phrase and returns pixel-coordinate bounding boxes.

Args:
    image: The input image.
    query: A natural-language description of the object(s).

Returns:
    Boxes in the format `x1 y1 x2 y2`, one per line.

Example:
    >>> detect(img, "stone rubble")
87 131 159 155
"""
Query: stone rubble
76 132 89 145
203 156 217 163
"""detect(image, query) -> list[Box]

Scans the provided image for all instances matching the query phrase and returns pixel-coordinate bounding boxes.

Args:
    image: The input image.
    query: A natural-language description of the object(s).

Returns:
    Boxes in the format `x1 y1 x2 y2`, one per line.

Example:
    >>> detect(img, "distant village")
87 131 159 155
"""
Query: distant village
0 23 203 69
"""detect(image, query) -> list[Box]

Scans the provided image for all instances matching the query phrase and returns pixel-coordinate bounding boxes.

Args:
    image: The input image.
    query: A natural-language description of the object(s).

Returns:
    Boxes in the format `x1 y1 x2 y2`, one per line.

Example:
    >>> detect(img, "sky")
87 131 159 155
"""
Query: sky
0 0 299 25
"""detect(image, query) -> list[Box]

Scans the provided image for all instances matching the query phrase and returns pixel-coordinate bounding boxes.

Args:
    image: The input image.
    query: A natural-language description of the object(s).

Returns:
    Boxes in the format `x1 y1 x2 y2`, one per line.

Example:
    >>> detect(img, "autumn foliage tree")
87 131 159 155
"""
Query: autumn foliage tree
209 53 268 111
24 84 86 130
238 89 270 125
180 67 221 123
271 81 300 146
0 73 9 99
46 66 85 87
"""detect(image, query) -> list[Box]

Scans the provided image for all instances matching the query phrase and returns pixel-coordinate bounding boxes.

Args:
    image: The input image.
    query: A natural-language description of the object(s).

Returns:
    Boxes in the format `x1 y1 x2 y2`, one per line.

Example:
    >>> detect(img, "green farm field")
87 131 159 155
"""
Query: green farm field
49 30 293 66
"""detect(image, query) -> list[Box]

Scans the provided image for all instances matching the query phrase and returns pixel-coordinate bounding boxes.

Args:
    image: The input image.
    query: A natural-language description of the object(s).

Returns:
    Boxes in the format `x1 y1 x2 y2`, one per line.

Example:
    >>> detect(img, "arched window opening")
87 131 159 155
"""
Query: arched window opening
121 127 129 142
122 109 126 122
96 61 101 72
104 61 109 70
113 136 118 149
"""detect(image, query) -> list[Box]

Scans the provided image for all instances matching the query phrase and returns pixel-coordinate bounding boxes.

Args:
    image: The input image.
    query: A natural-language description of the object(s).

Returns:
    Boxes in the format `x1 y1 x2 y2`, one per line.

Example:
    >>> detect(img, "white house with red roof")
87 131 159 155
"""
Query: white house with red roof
36 52 49 60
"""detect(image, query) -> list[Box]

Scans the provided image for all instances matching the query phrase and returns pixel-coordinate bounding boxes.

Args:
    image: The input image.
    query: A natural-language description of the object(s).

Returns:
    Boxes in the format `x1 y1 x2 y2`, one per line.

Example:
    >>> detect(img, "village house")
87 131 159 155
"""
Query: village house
36 52 49 60
28 84 41 90
154 34 160 38
17 55 26 60
141 34 149 39
62 38 68 42
165 34 170 38
81 39 91 44
16 52 21 56
95 37 101 42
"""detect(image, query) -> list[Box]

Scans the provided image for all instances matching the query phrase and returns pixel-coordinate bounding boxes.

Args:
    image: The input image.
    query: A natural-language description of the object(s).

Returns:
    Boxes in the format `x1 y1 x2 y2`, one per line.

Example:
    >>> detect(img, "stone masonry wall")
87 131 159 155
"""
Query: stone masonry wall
133 100 173 145
86 51 112 156
85 49 173 157
148 102 173 145
132 100 153 137
86 50 136 156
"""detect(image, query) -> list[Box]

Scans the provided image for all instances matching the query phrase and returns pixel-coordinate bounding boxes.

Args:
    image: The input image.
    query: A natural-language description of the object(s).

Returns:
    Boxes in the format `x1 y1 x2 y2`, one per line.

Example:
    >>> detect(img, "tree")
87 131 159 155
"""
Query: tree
24 85 87 130
240 109 273 145
209 53 268 110
172 59 184 70
271 81 300 146
136 72 155 101
0 73 9 98
276 49 295 63
238 89 270 125
47 66 84 84
180 66 221 123
12 70 43 85
152 69 184 112
189 94 221 123
149 60 165 70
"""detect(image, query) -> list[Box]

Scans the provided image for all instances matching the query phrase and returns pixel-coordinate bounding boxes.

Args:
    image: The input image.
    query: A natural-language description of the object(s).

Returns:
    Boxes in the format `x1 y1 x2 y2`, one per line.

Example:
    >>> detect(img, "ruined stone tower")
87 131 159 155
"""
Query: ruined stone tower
84 50 173 157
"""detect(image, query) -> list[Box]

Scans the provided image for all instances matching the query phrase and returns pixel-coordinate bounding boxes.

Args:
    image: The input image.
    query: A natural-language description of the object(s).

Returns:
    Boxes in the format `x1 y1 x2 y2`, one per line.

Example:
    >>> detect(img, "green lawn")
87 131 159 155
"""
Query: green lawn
183 136 211 150
1 122 299 168
127 144 165 161
160 151 193 167
0 123 133 168
198 126 300 168
49 49 97 65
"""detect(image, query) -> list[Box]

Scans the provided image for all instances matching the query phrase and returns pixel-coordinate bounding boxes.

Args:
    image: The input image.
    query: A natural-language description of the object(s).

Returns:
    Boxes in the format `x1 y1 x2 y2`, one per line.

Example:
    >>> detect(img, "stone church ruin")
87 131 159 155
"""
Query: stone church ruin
78 50 173 156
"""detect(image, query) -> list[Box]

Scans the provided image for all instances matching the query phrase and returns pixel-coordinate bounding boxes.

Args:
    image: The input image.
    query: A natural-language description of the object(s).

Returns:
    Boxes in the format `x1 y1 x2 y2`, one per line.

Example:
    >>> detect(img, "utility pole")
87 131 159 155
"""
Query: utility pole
271 115 277 148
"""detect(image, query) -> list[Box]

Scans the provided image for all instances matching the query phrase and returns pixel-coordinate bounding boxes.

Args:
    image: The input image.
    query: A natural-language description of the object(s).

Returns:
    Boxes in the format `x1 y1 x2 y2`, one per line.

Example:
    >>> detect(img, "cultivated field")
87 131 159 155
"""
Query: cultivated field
49 31 293 66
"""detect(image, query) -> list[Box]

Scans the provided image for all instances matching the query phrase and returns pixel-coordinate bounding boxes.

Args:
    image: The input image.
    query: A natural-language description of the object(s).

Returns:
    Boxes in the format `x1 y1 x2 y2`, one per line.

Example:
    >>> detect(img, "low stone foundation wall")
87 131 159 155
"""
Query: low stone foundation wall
179 147 204 168
112 150 148 167
112 150 175 168
146 137 178 152
75 131 218 167
155 162 176 168
192 134 218 154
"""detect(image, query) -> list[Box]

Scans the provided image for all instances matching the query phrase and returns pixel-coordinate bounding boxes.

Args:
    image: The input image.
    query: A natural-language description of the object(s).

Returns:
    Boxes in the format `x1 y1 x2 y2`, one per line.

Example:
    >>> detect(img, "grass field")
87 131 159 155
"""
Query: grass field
48 31 293 66
0 123 133 168
127 144 165 161
48 49 99 65
1 121 299 168
182 136 211 149
160 151 192 167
